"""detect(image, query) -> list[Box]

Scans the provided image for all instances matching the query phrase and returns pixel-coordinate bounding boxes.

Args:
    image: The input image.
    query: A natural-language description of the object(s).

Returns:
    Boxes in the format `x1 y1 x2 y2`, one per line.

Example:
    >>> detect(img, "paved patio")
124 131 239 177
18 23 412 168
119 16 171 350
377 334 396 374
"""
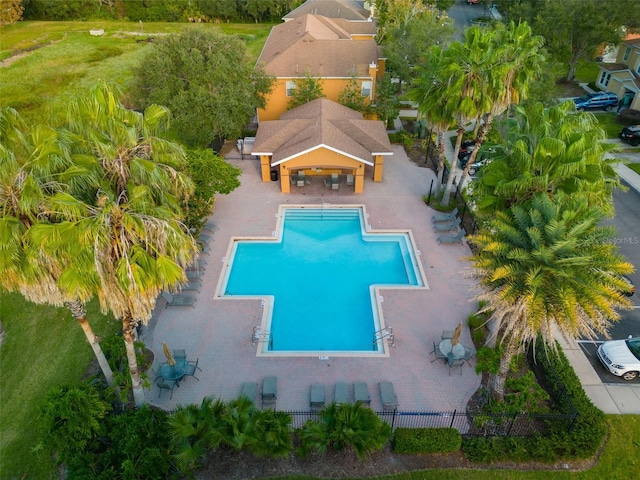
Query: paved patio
142 145 481 412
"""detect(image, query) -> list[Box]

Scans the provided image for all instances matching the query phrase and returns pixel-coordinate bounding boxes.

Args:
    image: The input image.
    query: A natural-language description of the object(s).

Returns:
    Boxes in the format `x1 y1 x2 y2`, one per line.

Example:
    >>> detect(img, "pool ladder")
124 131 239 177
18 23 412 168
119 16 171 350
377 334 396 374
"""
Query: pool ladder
373 326 394 350
251 326 273 349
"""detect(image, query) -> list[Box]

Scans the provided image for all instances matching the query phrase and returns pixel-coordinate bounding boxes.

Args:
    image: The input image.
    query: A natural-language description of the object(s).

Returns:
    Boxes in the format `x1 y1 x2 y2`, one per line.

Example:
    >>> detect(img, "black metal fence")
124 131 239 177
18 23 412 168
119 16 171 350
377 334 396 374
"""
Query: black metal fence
282 408 577 438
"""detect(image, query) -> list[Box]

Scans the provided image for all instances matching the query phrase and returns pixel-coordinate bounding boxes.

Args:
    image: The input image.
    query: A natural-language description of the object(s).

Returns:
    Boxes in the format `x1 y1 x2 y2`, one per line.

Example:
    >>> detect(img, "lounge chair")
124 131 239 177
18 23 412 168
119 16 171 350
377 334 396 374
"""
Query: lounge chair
261 376 277 409
334 382 350 405
431 207 458 223
161 291 196 308
186 259 207 271
240 382 257 403
346 174 354 186
310 383 325 409
156 376 177 399
462 346 474 366
180 279 201 293
379 382 398 411
354 382 370 406
437 228 466 245
433 217 461 232
186 270 202 280
198 233 211 244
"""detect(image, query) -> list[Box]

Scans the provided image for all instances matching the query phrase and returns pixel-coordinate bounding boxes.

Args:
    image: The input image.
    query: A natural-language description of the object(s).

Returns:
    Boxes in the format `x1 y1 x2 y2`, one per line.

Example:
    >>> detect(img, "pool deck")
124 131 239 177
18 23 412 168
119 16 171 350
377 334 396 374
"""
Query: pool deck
143 145 482 412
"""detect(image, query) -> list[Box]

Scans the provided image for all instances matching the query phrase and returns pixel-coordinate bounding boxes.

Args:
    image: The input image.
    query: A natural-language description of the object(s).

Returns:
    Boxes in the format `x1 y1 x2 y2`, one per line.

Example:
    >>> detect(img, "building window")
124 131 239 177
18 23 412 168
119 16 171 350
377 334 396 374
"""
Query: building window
599 70 607 84
361 81 372 97
622 47 631 62
636 62 640 75
286 81 296 97
603 73 611 87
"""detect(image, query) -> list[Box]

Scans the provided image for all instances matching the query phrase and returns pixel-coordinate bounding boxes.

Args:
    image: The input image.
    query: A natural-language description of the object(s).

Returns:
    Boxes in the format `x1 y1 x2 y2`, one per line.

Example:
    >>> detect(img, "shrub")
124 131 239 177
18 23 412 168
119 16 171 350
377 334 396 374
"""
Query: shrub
388 130 414 147
617 108 640 126
393 428 461 454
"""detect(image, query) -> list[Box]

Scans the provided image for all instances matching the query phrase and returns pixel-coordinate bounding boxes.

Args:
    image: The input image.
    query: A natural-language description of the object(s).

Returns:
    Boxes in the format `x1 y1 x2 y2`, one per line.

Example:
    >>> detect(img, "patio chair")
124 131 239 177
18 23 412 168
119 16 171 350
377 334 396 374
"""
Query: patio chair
186 269 202 280
156 376 177 399
354 382 371 406
379 382 398 411
261 376 277 409
297 180 305 187
187 258 207 271
436 228 466 245
448 358 465 376
331 173 339 182
433 217 461 232
240 382 257 403
430 341 447 363
462 346 474 366
161 291 196 308
310 383 325 409
441 330 453 340
431 207 458 223
183 358 200 382
331 182 339 190
346 174 354 186
334 382 350 405
198 233 211 244
187 357 202 372
173 349 186 362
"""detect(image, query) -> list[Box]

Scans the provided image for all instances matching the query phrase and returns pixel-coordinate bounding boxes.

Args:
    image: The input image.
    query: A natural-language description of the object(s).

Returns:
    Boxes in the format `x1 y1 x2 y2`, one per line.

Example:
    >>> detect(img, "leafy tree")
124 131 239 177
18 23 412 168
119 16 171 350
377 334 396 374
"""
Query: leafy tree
298 402 392 460
133 29 273 147
184 149 241 232
0 0 24 24
40 83 199 407
0 106 118 390
338 75 370 115
38 384 111 462
470 193 633 401
498 0 640 81
370 75 400 128
287 71 325 110
382 4 454 91
472 101 620 217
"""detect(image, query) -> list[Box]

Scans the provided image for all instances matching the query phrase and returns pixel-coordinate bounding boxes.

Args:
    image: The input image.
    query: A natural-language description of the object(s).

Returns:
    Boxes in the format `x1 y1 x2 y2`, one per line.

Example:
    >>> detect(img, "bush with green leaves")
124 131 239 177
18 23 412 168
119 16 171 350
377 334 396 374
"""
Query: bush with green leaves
297 402 392 460
66 405 172 479
393 428 461 454
37 384 112 462
99 332 150 401
388 130 414 147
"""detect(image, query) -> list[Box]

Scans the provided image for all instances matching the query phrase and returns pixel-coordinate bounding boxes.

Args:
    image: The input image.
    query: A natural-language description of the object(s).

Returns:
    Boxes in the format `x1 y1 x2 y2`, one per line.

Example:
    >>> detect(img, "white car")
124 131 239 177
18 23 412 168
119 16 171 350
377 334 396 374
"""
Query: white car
597 337 640 381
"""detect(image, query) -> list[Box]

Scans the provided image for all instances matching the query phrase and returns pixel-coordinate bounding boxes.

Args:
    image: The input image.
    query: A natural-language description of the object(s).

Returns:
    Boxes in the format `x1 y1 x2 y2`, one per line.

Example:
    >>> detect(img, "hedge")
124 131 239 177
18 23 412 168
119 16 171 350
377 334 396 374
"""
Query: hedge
393 428 461 454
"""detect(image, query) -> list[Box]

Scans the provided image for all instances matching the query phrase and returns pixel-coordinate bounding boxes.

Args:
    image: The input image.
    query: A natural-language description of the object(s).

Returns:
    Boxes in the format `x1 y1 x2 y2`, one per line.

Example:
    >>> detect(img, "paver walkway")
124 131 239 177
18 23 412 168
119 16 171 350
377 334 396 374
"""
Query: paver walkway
143 146 481 412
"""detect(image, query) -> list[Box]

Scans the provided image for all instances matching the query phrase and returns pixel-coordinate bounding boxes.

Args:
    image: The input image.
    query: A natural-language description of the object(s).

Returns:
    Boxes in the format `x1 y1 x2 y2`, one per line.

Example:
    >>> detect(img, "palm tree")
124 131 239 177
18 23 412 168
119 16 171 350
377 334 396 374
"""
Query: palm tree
0 106 118 389
48 83 199 406
472 101 619 217
470 193 633 401
456 21 545 187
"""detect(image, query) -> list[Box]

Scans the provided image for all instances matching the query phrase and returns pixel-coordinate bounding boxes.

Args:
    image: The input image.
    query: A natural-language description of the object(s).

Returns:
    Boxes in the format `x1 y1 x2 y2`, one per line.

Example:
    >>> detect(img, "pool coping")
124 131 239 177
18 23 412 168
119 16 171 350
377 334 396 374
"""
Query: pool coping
213 204 429 358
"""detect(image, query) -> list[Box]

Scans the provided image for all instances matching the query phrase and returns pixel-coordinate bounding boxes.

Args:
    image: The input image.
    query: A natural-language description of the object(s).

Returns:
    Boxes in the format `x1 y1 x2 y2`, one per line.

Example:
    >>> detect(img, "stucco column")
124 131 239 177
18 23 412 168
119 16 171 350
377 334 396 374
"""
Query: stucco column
280 166 290 194
355 168 365 194
260 156 271 182
373 155 384 181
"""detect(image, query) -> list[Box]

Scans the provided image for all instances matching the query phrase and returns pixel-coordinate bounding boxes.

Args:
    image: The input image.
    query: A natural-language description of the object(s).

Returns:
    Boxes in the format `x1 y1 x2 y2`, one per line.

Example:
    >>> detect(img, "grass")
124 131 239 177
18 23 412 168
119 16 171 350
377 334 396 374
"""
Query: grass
0 292 120 479
592 112 624 138
574 59 600 84
0 21 274 122
627 163 640 175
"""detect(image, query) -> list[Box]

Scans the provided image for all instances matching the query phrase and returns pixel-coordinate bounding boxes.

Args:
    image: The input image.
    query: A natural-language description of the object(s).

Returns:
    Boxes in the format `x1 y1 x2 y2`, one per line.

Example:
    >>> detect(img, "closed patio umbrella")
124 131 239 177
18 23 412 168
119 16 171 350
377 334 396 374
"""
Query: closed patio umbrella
451 323 463 346
162 342 176 366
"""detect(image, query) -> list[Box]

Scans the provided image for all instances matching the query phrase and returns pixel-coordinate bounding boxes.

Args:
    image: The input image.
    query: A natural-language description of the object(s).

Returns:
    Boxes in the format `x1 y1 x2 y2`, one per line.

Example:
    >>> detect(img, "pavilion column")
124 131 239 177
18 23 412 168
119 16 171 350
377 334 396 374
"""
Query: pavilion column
280 166 290 194
260 155 271 182
373 155 384 181
355 166 365 193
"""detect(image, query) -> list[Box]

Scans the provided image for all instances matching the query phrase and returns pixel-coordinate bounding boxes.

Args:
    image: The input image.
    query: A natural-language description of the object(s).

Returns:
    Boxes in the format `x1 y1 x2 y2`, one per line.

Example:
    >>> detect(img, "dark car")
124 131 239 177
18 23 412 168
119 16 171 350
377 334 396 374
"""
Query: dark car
619 125 640 146
459 144 496 176
573 92 619 111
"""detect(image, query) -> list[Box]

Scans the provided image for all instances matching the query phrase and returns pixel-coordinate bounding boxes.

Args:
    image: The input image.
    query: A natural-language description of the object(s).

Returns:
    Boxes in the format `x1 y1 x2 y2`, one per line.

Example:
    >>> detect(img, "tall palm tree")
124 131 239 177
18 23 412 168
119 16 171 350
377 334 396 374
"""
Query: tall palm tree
49 83 199 406
456 21 545 187
0 106 118 389
470 193 633 401
472 101 619 217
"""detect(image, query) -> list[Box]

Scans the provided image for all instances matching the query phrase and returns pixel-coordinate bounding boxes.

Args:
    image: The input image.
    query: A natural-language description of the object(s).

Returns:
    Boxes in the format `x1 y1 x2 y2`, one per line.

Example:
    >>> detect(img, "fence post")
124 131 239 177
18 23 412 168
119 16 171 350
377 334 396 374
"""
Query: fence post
427 179 433 204
450 409 456 428
392 409 397 430
506 412 518 436
460 203 467 222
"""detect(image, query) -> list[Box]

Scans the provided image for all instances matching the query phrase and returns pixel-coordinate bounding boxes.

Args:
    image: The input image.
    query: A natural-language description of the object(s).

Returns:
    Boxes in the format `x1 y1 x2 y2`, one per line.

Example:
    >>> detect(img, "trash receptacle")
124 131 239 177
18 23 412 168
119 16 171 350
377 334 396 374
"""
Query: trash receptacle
270 170 279 181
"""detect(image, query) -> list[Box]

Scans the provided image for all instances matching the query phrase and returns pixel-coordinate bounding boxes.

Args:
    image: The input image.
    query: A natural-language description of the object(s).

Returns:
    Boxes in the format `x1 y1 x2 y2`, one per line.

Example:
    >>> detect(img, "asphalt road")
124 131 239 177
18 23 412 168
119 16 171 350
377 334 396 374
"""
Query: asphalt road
447 0 487 39
580 183 640 384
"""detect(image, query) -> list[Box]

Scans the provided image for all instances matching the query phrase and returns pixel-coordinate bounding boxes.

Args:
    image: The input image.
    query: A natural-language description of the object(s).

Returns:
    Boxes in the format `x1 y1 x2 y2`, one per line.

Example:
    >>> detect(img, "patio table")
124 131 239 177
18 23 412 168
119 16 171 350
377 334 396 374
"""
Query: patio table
159 359 188 383
438 339 465 362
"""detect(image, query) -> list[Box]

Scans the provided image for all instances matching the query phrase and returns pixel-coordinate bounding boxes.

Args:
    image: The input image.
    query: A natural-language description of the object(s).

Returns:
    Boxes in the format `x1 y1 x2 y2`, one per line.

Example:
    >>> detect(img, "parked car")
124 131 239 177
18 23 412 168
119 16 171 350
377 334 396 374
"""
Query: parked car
620 275 635 297
572 92 619 111
459 144 496 176
597 336 640 381
619 125 640 146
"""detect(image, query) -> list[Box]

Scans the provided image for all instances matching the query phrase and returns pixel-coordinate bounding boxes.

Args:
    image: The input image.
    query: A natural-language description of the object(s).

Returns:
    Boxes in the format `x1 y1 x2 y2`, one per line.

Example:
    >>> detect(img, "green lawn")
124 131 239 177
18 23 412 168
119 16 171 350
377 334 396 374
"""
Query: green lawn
627 163 640 175
574 59 600 84
0 292 120 479
0 21 274 122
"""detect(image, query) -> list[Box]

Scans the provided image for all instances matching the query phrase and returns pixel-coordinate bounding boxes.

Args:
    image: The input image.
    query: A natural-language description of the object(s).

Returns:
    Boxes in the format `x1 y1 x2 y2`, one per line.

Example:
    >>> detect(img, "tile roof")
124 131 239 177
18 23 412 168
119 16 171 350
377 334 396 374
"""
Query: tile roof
284 0 370 21
257 14 380 77
252 98 392 166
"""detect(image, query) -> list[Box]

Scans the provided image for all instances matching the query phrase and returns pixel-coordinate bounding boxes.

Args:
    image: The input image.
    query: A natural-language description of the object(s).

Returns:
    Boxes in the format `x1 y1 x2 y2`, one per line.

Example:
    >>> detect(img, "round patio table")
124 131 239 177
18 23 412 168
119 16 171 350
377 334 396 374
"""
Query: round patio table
438 339 465 359
159 360 187 383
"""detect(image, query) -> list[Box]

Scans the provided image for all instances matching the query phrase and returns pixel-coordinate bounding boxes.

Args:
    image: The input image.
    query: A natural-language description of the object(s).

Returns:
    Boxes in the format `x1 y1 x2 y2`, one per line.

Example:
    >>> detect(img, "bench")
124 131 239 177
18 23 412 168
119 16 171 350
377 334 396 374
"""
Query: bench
379 381 398 411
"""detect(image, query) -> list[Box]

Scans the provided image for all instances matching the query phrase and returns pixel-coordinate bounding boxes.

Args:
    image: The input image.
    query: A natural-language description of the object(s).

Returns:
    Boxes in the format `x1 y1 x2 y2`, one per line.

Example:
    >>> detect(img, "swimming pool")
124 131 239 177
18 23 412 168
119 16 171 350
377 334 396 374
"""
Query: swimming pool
215 205 427 357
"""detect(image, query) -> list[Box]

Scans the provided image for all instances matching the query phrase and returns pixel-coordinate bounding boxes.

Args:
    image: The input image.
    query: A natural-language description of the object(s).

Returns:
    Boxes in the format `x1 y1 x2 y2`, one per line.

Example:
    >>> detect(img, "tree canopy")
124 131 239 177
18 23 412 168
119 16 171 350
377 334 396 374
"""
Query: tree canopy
133 29 273 147
287 72 325 110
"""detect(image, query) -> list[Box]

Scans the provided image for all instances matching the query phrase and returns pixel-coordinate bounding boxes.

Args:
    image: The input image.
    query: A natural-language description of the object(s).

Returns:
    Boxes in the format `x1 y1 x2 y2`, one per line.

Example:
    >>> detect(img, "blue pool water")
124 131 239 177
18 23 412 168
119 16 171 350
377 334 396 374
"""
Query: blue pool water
222 208 422 352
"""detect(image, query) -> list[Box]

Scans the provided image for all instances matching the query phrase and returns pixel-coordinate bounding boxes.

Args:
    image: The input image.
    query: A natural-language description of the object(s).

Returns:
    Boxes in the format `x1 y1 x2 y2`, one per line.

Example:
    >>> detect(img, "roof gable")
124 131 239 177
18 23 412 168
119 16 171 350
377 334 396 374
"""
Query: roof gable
252 98 392 166
284 0 371 21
